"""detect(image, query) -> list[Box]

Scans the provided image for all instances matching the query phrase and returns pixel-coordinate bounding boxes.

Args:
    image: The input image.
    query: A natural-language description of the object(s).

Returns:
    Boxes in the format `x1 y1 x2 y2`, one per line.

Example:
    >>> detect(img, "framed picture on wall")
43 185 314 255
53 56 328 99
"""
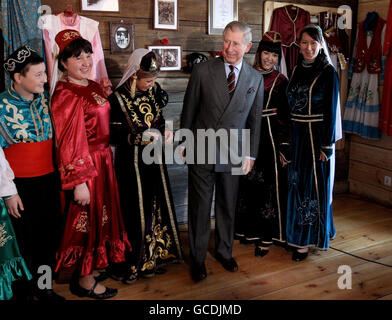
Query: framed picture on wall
148 45 181 71
154 0 178 30
208 0 238 35
110 22 135 54
80 0 119 12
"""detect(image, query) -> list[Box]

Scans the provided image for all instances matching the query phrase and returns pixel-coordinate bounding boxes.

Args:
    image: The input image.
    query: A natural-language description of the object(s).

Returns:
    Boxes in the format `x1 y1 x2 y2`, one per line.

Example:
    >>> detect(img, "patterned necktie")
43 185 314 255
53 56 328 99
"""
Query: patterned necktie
227 65 235 99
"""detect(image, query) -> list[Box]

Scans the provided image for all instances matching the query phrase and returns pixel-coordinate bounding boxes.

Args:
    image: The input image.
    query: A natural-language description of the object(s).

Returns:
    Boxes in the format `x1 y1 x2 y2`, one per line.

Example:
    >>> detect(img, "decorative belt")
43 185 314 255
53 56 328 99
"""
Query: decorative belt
262 108 278 117
4 139 54 178
291 113 324 122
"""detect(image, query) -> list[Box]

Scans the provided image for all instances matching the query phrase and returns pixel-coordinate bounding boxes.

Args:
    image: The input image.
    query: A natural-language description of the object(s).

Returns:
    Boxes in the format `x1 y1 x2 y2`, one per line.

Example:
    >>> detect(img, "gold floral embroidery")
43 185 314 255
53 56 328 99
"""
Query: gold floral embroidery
41 95 52 138
141 206 176 272
74 211 90 233
66 164 74 170
0 223 13 247
78 159 85 165
62 31 80 42
1 98 29 141
102 205 108 226
92 92 107 106
139 103 153 128
121 93 141 126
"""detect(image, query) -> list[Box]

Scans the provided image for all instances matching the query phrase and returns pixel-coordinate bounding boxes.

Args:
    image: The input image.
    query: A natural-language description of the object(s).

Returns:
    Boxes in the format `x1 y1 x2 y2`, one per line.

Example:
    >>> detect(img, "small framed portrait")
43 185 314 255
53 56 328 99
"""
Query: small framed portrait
208 0 238 35
154 0 178 30
110 22 135 54
80 0 119 12
148 45 182 71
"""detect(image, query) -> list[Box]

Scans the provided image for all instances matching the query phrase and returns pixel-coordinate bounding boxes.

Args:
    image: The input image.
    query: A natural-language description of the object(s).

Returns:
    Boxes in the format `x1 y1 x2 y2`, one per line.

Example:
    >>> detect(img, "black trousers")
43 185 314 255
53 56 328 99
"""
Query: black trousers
10 171 62 295
187 165 240 264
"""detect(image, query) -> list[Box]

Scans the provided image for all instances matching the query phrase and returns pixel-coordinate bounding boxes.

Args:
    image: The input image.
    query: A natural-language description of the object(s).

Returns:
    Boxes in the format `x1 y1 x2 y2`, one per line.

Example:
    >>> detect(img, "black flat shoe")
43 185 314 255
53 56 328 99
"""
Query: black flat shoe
191 262 207 282
215 253 238 272
292 250 309 262
70 279 117 299
255 246 269 258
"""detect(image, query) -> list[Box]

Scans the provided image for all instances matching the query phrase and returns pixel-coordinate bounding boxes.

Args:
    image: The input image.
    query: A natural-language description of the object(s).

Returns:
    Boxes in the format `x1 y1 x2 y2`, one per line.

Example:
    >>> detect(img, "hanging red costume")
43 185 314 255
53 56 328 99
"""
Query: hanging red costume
380 0 392 136
270 5 310 76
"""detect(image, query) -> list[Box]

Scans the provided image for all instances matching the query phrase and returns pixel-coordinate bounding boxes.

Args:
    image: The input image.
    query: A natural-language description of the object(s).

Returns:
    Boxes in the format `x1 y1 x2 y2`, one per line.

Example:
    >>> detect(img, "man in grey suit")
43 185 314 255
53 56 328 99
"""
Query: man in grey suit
180 21 264 282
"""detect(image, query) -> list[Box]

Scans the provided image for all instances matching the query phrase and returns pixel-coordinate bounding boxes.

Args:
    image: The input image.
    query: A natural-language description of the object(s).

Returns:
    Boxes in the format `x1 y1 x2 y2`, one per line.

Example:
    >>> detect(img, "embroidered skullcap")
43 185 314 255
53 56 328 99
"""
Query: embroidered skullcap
55 29 83 55
3 45 42 79
258 31 282 56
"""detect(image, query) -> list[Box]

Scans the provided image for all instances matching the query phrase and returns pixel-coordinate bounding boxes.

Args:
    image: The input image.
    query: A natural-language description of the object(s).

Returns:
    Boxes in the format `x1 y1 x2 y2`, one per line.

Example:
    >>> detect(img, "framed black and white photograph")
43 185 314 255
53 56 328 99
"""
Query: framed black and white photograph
208 0 238 35
154 0 178 30
110 22 135 54
80 0 119 12
148 45 181 71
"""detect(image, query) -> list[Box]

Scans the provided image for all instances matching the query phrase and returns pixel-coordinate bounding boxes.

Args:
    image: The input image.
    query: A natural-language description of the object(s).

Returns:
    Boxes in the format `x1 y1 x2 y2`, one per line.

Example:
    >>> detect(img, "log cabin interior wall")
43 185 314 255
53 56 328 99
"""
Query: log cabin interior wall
348 0 392 207
39 0 361 201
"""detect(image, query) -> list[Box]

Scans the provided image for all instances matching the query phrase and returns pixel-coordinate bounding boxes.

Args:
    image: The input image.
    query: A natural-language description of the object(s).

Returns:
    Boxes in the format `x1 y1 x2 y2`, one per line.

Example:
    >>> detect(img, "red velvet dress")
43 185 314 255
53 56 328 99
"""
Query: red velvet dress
380 0 392 136
270 5 310 76
51 80 130 276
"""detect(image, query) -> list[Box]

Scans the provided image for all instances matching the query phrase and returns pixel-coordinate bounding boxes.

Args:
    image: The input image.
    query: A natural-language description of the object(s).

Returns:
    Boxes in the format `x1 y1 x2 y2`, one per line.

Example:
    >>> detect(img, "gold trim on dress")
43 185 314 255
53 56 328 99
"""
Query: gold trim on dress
264 74 283 241
159 162 183 261
134 145 146 243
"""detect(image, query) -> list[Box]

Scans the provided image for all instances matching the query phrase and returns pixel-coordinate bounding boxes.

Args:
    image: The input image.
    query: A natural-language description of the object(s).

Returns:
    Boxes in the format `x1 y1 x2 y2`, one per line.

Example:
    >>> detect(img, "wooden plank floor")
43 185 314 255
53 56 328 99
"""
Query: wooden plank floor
53 194 392 300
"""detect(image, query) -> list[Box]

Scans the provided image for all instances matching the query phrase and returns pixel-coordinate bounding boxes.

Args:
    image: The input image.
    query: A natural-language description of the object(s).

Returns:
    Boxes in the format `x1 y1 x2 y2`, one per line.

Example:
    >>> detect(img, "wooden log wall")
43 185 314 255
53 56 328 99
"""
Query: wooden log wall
347 0 392 207
38 0 360 222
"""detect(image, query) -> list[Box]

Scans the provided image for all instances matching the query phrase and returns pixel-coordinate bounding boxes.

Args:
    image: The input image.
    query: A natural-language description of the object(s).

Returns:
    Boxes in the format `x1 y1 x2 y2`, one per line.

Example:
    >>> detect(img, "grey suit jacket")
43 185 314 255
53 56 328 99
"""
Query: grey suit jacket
181 57 264 172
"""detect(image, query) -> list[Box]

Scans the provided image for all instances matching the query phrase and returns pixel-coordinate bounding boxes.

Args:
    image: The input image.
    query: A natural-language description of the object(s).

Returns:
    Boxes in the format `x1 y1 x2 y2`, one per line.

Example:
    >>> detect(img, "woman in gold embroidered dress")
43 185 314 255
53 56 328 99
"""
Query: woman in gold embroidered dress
108 49 183 284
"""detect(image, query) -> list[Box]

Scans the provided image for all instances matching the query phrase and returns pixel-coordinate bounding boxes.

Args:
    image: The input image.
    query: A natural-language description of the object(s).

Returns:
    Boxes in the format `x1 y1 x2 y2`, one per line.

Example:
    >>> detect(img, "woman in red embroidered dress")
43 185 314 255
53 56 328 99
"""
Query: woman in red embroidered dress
50 30 130 299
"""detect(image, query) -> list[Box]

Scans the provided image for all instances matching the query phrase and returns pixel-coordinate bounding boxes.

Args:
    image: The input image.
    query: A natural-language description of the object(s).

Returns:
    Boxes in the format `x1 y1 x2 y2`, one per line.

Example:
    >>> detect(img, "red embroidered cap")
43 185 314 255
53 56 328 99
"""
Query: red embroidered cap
55 29 83 55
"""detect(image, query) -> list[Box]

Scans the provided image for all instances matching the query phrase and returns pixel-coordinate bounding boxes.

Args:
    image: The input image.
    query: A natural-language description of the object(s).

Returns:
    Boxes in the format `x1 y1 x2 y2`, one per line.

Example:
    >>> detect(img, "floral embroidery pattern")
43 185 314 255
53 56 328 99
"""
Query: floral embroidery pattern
297 197 319 226
74 211 90 233
92 92 107 106
102 205 108 226
0 223 12 247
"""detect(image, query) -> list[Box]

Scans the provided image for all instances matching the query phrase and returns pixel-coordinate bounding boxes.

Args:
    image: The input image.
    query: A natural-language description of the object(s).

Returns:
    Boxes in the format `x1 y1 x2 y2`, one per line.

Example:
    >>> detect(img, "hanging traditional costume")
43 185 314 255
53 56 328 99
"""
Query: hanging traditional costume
0 147 32 300
1 0 45 87
108 49 183 283
0 46 62 297
269 5 310 77
286 25 340 250
380 2 392 136
343 12 385 139
50 30 129 277
235 32 290 249
40 12 111 95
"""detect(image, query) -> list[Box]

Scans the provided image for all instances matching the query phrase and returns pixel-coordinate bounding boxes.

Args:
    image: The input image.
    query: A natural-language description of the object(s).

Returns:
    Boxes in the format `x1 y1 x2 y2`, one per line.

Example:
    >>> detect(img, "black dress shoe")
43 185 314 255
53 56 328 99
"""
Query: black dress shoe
255 246 269 258
191 262 207 282
69 278 118 299
215 254 238 272
34 289 65 301
292 250 309 262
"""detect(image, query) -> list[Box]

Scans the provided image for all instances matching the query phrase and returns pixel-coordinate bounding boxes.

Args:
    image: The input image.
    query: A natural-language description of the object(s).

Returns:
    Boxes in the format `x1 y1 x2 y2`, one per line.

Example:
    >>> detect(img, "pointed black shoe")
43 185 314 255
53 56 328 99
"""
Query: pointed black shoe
254 246 269 258
70 278 118 299
292 250 309 262
215 253 238 272
191 262 207 282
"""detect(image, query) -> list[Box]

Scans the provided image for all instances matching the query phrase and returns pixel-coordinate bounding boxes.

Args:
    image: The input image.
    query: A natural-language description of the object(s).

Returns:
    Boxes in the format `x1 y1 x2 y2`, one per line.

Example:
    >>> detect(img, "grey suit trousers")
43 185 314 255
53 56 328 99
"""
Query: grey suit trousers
188 164 240 264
